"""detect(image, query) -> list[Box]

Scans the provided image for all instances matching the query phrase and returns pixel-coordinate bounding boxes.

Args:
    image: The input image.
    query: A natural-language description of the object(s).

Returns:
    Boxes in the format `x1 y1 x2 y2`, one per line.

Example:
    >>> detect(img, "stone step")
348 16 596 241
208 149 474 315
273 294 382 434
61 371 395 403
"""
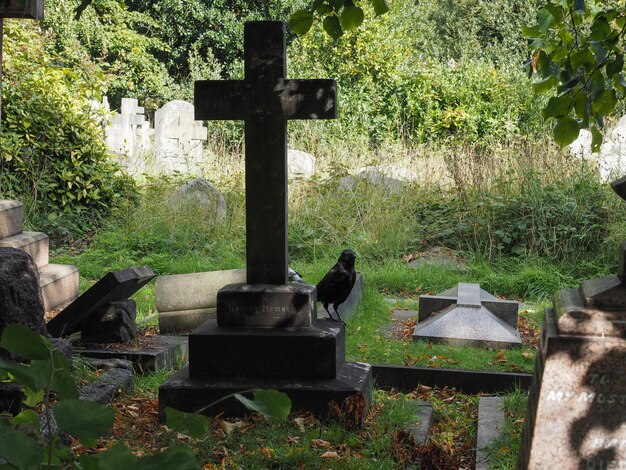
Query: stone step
39 264 80 312
0 200 23 239
476 396 505 470
0 231 49 268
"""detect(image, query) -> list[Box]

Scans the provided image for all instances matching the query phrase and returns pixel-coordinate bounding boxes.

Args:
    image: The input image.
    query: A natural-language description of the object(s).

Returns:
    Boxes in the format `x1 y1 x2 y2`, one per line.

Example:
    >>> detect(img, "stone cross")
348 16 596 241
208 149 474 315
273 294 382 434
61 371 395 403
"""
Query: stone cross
0 1 44 124
195 21 336 284
167 109 207 156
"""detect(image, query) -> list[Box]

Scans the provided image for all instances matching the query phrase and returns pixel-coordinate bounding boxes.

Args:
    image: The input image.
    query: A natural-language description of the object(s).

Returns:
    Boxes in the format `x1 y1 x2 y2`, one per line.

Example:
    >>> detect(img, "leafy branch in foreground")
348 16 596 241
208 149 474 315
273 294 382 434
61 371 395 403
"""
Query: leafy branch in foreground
524 0 626 148
0 324 291 469
289 0 389 39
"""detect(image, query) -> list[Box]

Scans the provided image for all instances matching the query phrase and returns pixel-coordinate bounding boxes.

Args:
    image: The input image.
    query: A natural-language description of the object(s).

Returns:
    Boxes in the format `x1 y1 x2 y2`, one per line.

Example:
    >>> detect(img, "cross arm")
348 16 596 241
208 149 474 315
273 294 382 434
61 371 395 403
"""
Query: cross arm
195 80 248 121
279 79 337 120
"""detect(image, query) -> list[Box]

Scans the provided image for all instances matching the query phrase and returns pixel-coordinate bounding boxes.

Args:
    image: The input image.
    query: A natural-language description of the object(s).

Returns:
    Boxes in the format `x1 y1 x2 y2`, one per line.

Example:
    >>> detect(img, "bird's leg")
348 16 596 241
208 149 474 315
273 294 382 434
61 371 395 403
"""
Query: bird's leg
323 304 335 321
333 305 344 323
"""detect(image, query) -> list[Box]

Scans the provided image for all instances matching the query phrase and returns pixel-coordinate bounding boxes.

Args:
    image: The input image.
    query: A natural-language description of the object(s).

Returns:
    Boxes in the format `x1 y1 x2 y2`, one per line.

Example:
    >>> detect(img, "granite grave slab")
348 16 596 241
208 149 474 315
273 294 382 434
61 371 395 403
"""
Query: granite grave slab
413 282 521 348
47 266 156 337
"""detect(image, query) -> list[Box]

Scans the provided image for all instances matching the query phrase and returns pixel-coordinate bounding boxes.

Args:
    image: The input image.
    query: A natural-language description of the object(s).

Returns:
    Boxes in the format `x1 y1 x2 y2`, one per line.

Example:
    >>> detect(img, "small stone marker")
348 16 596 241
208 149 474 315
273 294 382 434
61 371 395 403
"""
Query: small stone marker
519 176 626 469
47 266 155 337
476 396 505 470
413 283 521 348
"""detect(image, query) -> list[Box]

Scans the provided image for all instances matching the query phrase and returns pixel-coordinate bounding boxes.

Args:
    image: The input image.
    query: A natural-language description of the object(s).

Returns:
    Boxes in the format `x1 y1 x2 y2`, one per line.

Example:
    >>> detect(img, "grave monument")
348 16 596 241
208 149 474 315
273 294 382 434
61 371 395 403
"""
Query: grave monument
413 283 521 349
159 21 372 422
519 175 626 468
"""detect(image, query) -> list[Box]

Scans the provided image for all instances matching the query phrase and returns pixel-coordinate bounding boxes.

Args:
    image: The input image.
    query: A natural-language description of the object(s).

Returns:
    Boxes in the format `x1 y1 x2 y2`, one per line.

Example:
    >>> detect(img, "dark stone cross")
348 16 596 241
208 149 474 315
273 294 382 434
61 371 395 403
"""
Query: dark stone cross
195 21 336 285
0 0 44 123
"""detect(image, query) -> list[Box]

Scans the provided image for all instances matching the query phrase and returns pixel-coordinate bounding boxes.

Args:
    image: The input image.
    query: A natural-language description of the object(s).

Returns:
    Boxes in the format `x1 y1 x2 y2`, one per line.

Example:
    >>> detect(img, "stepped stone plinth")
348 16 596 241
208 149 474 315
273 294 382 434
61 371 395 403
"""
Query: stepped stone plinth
0 199 79 313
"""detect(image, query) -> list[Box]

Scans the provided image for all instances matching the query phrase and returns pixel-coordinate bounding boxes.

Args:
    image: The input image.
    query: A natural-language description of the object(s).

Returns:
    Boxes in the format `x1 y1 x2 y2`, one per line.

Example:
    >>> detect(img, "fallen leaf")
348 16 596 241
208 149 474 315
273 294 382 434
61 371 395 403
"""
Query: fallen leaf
321 451 339 459
522 352 534 359
219 420 245 435
312 439 332 449
293 417 305 432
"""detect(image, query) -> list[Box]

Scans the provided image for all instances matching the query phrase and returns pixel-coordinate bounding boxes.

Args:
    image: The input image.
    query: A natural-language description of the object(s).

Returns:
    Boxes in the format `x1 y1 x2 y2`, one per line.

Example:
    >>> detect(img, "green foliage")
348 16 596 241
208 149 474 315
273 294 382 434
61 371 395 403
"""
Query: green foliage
289 0 545 144
0 21 137 235
44 0 171 111
524 1 626 146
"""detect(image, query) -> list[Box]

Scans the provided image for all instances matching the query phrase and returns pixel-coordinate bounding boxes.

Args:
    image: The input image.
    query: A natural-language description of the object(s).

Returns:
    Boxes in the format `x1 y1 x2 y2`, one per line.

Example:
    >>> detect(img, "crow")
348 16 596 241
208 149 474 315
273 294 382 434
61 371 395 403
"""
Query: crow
316 249 357 322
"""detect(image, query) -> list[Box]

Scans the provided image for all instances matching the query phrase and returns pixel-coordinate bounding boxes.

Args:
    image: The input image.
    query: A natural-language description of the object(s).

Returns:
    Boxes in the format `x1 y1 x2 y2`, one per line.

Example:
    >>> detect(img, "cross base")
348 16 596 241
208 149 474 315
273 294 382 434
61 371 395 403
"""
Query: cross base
159 361 372 426
216 283 316 327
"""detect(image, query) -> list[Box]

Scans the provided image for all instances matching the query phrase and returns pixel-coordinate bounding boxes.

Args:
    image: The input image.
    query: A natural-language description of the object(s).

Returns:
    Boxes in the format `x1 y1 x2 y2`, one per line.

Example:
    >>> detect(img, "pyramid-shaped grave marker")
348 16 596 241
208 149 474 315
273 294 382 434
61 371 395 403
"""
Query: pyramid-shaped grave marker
413 283 521 348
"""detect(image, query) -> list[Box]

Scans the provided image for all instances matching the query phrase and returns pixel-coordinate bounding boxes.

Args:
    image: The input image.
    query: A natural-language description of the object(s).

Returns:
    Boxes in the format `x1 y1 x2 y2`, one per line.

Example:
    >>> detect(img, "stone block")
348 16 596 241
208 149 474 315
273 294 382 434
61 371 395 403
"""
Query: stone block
156 269 245 313
408 401 433 445
189 319 345 379
159 361 372 424
580 275 626 310
519 308 626 469
47 266 155 337
158 308 216 334
0 231 48 268
0 200 23 239
216 282 316 327
79 368 134 404
75 335 188 374
81 300 137 344
39 264 79 312
476 397 504 470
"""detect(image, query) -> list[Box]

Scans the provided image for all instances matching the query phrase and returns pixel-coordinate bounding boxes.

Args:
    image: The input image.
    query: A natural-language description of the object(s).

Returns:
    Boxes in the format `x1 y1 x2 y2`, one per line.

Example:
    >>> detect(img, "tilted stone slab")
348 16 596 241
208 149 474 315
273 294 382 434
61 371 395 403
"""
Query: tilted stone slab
0 200 23 239
47 266 156 337
0 231 49 268
189 319 345 379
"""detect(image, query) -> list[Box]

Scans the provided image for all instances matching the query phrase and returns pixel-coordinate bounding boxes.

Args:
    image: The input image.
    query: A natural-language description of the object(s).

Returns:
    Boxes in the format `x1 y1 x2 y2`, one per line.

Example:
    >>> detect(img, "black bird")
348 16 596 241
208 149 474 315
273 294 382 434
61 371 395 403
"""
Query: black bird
316 249 357 322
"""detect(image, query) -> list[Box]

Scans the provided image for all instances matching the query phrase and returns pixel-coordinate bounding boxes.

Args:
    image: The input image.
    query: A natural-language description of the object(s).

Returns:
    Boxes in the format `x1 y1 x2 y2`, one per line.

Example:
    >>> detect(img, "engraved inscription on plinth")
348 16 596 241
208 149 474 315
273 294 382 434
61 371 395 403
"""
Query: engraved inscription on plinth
216 283 316 327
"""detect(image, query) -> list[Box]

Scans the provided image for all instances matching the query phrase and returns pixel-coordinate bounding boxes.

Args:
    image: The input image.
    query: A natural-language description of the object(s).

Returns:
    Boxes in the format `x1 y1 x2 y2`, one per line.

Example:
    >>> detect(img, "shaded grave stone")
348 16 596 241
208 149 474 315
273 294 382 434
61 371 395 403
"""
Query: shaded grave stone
413 282 521 348
519 175 626 469
159 21 371 424
79 367 134 404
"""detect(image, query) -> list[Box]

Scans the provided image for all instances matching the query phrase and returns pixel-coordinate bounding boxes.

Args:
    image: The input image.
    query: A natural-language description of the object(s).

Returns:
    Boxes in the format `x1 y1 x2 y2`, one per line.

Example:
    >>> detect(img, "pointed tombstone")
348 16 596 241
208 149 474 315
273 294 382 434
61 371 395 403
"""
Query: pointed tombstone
0 1 44 123
413 283 521 348
195 20 336 327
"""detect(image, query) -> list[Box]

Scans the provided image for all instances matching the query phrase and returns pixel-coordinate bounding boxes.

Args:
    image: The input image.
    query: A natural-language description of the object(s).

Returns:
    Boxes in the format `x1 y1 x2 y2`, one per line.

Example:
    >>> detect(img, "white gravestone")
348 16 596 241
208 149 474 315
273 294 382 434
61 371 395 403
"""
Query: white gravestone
154 100 208 174
287 149 316 179
570 117 626 182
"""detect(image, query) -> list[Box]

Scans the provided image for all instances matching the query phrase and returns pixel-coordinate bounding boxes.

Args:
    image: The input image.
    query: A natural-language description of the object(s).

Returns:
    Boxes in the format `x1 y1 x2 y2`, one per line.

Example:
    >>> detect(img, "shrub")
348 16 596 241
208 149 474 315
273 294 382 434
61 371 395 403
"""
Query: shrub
0 21 137 235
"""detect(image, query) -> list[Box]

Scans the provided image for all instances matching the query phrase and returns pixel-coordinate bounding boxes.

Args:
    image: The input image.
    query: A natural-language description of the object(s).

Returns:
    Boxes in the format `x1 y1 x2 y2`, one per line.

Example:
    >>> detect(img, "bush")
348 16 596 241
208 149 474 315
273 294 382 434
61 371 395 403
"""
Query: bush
0 21 137 235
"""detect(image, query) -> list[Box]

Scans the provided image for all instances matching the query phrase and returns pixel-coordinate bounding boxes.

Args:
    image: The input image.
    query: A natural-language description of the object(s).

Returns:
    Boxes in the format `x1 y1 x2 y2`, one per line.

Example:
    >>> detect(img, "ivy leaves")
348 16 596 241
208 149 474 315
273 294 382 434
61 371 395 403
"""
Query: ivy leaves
289 0 389 39
524 0 626 148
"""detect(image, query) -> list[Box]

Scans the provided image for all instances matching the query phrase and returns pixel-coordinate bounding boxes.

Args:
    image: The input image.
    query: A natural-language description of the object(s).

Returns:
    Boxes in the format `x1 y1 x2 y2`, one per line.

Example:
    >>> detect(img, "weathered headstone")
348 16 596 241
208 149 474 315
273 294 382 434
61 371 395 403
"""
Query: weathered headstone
47 266 155 337
160 21 371 423
169 177 227 223
288 149 315 179
104 98 152 160
154 100 208 174
413 283 521 348
519 176 626 469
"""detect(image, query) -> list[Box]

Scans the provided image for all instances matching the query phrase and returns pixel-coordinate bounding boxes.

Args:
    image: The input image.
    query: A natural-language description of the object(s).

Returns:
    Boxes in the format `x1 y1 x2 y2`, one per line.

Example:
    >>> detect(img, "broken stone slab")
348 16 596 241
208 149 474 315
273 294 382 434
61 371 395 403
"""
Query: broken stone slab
0 200 23 239
414 283 521 349
79 367 134 404
47 266 156 337
80 299 137 344
476 396 505 470
79 357 133 371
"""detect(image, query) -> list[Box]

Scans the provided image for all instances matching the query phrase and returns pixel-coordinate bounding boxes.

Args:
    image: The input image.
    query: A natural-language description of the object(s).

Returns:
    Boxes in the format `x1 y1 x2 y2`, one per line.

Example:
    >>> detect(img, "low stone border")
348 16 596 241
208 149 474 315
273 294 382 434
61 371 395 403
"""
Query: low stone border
371 364 531 394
